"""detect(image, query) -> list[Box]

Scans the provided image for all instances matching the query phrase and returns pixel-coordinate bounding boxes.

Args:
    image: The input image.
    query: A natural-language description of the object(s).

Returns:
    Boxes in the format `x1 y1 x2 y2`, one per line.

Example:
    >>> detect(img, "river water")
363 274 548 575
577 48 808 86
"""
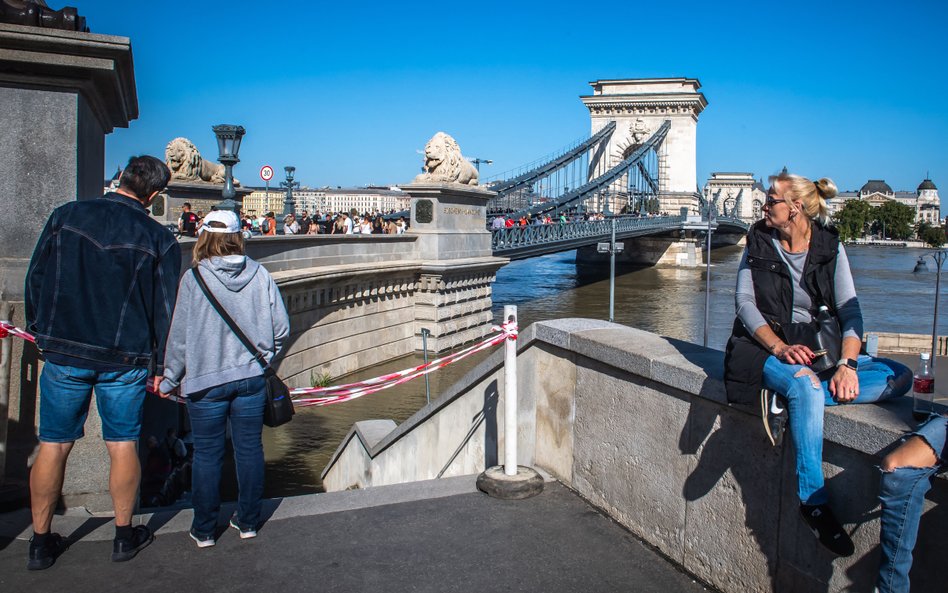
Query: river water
261 244 946 497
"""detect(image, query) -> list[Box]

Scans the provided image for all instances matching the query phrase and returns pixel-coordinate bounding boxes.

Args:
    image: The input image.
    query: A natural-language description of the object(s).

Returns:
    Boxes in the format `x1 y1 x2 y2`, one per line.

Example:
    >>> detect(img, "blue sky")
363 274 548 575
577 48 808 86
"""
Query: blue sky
85 0 947 194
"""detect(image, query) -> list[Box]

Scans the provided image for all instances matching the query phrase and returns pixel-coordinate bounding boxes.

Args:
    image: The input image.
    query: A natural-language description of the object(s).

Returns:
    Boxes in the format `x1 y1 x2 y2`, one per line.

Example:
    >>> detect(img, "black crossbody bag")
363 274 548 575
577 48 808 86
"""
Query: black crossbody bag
191 267 294 427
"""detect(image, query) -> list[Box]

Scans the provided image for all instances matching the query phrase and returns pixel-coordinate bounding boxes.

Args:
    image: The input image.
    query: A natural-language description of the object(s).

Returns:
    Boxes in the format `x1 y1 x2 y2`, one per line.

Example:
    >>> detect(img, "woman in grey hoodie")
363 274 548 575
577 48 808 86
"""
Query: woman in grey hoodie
159 210 290 547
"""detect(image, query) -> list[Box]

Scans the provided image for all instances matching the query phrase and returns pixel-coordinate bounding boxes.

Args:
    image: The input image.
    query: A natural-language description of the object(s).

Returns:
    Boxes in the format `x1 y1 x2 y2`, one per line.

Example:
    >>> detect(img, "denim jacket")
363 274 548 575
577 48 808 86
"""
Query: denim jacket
25 192 182 369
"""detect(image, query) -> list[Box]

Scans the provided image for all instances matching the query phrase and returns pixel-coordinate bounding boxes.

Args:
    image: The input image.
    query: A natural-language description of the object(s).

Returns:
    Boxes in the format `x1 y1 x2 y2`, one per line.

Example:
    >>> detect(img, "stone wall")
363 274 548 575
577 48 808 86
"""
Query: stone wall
323 319 945 593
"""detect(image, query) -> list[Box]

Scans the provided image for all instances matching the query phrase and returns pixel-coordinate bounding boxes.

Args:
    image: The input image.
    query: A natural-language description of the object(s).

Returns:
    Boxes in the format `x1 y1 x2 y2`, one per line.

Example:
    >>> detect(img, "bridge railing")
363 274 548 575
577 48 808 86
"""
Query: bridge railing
491 214 686 252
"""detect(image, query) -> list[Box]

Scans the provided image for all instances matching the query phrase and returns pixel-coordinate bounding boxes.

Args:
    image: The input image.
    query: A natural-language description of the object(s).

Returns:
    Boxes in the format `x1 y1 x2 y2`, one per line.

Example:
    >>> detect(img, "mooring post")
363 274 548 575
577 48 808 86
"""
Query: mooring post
503 305 518 476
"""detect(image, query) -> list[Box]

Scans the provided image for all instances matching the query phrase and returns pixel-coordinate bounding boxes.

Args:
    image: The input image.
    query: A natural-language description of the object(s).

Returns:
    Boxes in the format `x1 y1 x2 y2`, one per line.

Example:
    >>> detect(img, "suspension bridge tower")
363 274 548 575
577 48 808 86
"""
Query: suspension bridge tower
581 78 707 214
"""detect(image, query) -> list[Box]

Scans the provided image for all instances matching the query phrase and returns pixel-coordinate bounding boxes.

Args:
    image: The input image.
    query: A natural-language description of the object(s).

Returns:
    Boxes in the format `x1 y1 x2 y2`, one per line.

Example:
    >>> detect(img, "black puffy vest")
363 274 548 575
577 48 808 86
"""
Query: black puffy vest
723 220 839 404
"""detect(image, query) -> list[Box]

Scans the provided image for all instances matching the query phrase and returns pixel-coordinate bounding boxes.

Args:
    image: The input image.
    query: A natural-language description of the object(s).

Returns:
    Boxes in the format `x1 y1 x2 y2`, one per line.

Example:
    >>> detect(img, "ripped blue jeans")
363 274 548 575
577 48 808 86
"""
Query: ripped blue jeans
762 354 911 505
877 414 946 593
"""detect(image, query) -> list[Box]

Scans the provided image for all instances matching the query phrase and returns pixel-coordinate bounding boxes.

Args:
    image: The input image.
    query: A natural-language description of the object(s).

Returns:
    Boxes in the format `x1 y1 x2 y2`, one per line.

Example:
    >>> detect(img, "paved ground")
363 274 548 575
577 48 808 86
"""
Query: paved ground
0 477 710 593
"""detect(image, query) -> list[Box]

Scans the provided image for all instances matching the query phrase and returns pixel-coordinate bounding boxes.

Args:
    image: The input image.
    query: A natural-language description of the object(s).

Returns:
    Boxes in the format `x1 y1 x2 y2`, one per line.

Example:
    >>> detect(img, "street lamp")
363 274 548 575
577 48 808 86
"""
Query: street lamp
703 187 715 347
212 124 245 213
597 217 624 322
279 166 299 233
928 250 948 369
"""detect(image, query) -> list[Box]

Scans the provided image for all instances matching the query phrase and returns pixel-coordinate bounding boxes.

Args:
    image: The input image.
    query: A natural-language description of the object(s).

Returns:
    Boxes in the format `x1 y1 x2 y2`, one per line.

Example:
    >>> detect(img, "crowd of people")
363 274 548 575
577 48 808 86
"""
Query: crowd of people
177 204 408 238
488 209 669 230
17 155 946 592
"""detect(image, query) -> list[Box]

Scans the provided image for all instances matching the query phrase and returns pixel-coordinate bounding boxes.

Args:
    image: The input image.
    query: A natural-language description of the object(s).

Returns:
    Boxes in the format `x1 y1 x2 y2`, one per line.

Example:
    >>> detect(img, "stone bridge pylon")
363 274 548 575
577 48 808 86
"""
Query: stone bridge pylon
581 78 707 215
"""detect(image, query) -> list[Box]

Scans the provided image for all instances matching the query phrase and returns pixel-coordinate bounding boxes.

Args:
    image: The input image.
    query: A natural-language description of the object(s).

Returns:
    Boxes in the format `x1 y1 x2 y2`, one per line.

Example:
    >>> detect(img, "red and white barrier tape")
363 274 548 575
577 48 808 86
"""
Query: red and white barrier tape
0 319 518 408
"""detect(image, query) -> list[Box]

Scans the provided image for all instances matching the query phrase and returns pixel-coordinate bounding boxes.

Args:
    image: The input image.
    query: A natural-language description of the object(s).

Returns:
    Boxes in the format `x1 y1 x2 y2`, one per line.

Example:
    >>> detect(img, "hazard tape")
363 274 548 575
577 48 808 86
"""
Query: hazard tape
0 319 518 408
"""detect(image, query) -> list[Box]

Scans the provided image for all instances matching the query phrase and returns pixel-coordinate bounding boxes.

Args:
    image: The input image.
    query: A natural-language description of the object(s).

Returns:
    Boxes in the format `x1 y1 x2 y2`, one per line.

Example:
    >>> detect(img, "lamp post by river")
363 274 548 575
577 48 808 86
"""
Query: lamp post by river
212 124 245 213
597 217 623 322
928 249 948 369
279 166 299 234
703 188 714 347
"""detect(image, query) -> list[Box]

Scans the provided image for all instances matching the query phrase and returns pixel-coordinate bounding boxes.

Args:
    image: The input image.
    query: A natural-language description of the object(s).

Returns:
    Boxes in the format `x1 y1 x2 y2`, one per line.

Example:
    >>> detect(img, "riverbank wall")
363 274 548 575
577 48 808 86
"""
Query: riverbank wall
323 319 945 593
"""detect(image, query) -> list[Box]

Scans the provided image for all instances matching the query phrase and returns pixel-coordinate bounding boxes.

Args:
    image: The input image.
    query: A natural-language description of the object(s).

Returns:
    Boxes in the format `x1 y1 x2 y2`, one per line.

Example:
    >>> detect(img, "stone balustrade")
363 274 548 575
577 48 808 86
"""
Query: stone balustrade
322 319 945 593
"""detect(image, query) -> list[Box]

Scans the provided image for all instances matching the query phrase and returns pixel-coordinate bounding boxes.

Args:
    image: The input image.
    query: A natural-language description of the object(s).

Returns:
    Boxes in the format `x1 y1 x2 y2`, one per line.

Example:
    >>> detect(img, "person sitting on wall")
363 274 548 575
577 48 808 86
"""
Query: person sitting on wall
876 413 946 593
723 171 911 557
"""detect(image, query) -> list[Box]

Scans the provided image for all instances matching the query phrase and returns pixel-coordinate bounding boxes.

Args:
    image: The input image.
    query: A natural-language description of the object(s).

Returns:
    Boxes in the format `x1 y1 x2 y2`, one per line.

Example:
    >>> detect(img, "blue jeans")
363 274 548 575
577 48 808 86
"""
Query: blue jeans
762 354 910 505
877 415 946 593
38 362 148 442
186 376 266 536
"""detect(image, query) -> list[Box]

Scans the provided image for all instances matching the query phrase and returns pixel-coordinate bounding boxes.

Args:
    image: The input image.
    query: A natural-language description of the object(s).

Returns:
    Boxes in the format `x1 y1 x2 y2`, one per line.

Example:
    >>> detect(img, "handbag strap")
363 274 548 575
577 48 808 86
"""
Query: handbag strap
191 267 271 372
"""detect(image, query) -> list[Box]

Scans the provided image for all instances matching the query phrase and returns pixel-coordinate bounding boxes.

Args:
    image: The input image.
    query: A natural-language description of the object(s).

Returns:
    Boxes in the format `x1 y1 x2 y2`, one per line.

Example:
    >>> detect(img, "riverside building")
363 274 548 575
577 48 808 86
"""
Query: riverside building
705 173 940 226
242 186 409 217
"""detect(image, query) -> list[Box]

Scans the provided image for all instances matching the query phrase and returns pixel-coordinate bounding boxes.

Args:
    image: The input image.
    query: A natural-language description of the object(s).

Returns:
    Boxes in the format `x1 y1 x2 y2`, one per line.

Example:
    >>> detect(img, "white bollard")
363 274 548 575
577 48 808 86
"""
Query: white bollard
504 305 518 476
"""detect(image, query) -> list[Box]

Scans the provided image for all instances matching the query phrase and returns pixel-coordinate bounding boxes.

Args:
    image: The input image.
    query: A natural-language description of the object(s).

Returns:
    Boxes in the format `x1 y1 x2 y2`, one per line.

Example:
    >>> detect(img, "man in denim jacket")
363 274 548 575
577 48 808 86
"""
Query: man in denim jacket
23 155 181 570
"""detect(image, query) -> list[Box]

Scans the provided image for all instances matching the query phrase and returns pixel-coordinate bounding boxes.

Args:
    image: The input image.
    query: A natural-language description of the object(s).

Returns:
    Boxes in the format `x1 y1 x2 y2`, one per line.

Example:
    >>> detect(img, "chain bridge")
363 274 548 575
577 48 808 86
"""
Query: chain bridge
483 112 749 260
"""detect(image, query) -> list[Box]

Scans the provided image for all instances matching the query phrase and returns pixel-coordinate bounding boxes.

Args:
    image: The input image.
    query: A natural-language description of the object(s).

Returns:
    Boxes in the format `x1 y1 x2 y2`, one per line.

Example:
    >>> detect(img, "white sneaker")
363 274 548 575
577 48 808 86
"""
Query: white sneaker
189 529 216 548
229 517 257 539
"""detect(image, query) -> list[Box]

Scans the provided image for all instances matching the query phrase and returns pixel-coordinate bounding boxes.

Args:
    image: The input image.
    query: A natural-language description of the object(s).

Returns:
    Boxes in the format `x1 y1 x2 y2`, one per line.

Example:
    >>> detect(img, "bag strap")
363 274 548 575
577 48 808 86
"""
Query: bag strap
191 267 271 372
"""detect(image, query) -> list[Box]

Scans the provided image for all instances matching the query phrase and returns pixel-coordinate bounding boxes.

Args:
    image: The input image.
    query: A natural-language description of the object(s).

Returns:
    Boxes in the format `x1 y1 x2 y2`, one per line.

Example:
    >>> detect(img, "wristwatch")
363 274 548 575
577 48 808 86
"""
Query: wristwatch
837 358 858 371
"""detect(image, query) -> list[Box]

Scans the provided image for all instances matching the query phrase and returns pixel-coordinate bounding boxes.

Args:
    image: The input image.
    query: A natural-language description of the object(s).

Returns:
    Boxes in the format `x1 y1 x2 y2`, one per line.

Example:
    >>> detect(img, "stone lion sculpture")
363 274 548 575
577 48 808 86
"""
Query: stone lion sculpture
165 137 239 185
413 132 478 186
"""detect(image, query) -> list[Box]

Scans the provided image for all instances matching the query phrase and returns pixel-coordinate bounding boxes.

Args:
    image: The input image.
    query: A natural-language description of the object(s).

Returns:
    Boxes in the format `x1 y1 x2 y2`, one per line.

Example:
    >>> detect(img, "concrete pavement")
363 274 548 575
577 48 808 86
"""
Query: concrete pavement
0 476 711 593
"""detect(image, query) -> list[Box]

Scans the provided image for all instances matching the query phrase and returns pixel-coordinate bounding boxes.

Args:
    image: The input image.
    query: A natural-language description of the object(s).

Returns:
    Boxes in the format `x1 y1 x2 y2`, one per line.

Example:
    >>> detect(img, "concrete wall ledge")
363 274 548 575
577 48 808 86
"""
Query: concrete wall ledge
322 317 946 592
534 318 944 465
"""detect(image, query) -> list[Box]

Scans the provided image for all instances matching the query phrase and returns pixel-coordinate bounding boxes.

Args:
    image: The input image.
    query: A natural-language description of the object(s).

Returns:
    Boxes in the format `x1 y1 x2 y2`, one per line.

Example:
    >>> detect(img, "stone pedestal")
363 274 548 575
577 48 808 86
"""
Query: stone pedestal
0 23 137 508
399 183 508 352
154 181 254 224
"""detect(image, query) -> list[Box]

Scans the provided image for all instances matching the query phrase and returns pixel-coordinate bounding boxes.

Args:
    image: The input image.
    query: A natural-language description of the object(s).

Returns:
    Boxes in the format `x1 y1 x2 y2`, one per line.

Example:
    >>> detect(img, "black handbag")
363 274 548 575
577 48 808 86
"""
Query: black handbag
191 268 295 427
781 304 842 377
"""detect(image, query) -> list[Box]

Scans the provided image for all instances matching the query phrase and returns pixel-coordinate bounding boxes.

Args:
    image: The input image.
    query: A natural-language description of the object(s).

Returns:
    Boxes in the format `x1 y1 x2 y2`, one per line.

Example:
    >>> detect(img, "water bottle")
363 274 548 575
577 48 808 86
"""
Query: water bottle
810 305 841 374
912 352 935 421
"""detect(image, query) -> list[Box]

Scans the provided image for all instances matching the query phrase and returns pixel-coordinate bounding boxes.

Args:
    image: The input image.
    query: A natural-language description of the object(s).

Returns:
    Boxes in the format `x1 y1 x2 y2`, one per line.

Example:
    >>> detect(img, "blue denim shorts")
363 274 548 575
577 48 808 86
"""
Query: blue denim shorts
39 362 148 442
912 414 948 465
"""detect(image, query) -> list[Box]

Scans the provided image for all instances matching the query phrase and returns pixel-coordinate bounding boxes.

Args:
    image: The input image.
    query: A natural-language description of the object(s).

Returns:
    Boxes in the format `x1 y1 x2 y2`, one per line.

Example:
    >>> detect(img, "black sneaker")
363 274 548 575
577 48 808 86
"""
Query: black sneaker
111 525 154 562
800 503 855 557
27 533 69 571
760 389 788 447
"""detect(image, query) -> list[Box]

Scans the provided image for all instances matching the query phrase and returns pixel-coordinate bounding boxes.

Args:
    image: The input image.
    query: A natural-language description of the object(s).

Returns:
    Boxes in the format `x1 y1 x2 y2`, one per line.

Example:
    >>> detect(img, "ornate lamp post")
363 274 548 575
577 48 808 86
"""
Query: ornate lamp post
279 166 299 233
212 124 245 213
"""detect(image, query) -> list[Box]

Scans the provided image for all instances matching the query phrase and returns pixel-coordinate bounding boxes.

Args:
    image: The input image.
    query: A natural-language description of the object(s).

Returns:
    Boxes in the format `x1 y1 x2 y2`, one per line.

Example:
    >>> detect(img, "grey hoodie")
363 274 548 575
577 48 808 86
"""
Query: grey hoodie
160 255 290 396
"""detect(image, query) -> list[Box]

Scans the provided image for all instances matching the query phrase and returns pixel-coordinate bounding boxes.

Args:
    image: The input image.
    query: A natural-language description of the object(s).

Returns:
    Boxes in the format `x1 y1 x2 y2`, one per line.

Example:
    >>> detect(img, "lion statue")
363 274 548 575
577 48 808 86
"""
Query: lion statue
413 132 478 186
165 137 239 185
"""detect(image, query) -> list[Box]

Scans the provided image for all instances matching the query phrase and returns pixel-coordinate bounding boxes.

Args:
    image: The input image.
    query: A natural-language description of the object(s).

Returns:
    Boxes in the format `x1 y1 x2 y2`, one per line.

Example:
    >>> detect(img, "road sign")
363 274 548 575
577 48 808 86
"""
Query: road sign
260 165 274 182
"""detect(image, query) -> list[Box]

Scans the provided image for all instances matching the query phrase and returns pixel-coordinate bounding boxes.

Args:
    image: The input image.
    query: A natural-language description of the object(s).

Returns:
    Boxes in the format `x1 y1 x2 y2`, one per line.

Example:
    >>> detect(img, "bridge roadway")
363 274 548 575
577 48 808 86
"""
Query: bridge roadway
491 214 749 260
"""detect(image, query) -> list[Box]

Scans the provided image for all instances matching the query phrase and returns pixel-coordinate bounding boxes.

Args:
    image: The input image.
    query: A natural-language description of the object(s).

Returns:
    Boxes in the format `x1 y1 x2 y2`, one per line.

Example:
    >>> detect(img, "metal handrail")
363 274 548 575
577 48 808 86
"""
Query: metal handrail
491 214 686 252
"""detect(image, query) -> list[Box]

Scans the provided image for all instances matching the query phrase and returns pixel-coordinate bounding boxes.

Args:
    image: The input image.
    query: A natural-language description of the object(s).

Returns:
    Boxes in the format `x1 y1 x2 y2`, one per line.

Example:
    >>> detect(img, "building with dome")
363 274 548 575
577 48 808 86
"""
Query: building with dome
842 178 941 226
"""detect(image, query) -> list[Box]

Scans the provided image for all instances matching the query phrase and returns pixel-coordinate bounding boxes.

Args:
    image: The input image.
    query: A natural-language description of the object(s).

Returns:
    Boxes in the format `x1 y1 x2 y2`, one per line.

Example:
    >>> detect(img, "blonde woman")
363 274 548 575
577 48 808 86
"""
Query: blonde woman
724 171 911 556
159 210 289 547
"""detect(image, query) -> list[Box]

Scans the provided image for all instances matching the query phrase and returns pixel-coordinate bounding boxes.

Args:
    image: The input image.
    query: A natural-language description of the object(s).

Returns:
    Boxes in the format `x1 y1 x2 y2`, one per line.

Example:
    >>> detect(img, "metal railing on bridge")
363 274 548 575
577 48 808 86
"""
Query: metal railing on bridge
492 213 686 259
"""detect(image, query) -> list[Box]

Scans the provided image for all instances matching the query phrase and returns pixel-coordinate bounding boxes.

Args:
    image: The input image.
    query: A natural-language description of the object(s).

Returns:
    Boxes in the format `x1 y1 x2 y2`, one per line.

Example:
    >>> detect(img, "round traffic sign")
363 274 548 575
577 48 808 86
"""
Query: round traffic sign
260 165 274 181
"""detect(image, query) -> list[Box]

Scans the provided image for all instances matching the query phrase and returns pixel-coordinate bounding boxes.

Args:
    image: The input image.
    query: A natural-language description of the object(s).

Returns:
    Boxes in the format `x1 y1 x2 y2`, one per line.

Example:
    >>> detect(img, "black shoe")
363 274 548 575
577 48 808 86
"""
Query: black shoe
111 525 154 562
760 389 788 447
27 533 69 571
800 504 855 557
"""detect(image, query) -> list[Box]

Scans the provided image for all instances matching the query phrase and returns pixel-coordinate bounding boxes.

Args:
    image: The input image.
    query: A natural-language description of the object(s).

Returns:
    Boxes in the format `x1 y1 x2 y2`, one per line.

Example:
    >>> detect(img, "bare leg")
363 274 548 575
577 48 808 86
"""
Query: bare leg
105 441 140 526
881 435 938 471
30 442 74 533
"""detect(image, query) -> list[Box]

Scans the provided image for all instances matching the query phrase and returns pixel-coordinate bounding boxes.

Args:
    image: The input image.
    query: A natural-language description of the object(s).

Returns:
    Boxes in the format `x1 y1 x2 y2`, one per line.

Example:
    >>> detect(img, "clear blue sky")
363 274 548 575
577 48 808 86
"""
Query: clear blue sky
85 0 947 194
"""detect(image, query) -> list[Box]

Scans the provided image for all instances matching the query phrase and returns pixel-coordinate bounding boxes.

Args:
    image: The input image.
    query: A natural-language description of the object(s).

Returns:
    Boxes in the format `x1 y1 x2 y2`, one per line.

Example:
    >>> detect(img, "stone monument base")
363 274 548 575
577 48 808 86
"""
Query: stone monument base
152 181 253 224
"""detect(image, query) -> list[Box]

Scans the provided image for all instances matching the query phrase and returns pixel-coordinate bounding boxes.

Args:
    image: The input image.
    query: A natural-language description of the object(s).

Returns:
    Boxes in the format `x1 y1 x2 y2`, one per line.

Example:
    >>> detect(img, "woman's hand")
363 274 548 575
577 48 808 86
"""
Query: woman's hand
830 365 859 402
774 342 816 366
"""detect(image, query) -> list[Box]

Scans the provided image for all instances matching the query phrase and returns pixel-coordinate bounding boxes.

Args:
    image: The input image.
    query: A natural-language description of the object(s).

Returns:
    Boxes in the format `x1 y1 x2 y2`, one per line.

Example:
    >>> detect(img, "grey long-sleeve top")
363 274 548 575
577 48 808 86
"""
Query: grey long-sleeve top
160 255 290 396
735 239 863 341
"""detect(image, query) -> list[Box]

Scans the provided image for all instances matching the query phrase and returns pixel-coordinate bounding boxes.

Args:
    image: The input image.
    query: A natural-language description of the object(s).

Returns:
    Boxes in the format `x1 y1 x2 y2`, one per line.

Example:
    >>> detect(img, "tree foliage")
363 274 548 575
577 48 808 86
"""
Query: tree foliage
871 201 916 240
921 225 946 248
833 200 873 241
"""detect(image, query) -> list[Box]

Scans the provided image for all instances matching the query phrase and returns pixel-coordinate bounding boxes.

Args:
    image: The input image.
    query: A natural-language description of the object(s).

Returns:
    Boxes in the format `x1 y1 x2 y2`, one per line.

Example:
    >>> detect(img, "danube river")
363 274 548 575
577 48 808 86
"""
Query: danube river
260 244 946 497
